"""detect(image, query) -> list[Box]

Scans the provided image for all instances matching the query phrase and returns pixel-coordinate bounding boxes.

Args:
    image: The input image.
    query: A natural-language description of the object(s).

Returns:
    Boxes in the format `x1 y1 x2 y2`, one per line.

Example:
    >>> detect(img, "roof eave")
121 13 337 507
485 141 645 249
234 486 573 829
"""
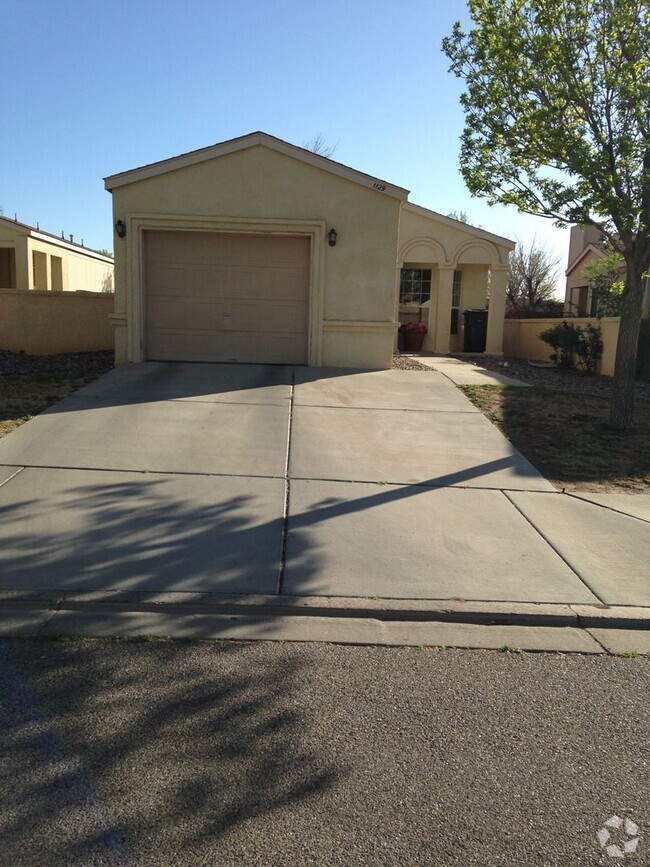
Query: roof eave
104 131 410 201
404 202 516 249
565 243 605 276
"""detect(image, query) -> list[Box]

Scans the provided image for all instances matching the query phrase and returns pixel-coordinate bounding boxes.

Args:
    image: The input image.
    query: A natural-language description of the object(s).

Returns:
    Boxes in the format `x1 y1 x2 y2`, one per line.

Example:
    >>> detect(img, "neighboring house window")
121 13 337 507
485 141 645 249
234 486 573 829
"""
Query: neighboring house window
0 248 16 288
400 268 431 305
578 286 589 316
450 269 462 334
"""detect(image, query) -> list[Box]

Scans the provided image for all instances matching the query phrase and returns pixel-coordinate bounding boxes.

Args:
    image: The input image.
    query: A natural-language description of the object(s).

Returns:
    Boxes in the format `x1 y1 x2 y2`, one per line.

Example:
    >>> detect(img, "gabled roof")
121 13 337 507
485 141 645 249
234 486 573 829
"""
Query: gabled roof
0 215 113 262
104 131 410 200
404 202 515 250
565 243 605 276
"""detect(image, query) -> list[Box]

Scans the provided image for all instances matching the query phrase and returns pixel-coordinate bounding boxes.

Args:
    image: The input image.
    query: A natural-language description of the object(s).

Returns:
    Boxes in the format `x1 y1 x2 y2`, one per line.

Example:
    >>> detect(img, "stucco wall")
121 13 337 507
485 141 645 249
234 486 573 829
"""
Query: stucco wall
110 145 402 368
503 317 620 376
0 289 114 354
27 238 113 293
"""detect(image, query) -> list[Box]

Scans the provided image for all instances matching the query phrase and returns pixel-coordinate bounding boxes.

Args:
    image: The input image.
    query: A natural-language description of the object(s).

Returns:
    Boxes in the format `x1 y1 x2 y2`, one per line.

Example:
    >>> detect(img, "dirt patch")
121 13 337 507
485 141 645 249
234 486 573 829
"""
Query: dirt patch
0 351 114 439
461 385 650 493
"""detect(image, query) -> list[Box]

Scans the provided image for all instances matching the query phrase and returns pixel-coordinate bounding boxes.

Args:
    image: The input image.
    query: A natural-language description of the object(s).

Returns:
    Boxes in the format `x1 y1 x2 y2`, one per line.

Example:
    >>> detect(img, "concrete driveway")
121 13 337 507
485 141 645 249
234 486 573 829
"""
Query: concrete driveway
0 362 647 606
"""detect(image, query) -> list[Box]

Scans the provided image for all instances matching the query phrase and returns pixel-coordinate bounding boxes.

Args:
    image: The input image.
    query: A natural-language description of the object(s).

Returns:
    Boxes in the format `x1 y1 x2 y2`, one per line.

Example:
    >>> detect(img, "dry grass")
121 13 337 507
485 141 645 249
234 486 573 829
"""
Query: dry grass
0 354 113 439
0 376 95 438
461 385 650 493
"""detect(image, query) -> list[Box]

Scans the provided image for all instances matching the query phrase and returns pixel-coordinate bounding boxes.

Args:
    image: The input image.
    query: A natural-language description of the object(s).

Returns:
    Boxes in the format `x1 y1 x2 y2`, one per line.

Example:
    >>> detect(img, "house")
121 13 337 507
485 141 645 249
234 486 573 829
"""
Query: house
564 224 650 320
0 215 114 293
563 225 610 317
104 131 514 369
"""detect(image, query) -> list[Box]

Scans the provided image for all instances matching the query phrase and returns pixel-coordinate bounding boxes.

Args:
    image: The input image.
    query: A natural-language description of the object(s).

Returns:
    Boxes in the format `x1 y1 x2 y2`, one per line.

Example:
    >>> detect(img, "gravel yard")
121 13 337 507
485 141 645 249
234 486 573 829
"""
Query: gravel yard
471 354 650 402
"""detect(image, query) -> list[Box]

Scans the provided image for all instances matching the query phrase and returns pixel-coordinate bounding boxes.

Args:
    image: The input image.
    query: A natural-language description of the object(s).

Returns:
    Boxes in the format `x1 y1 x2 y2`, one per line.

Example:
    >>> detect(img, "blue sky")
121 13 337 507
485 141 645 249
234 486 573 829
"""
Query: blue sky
2 0 569 291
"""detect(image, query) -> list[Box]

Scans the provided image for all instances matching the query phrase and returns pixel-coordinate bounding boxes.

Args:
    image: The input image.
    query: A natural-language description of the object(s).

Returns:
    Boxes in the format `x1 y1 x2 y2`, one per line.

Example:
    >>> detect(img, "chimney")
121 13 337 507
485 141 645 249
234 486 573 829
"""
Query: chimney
69 234 74 243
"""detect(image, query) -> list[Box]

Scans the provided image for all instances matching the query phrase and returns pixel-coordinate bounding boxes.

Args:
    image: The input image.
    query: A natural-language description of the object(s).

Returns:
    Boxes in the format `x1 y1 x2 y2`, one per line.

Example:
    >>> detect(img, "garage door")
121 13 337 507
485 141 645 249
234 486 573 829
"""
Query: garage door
144 230 310 363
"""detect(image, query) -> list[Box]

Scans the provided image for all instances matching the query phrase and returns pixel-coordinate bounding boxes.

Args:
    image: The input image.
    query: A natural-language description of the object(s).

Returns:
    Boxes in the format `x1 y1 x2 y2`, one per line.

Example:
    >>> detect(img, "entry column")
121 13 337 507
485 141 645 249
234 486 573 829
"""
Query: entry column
486 266 508 355
434 267 454 353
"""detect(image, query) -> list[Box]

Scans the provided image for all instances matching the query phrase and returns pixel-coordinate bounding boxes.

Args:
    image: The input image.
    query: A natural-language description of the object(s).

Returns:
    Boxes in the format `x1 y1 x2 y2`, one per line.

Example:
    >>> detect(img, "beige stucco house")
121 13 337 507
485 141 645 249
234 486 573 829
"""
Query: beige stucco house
104 132 514 368
0 216 113 293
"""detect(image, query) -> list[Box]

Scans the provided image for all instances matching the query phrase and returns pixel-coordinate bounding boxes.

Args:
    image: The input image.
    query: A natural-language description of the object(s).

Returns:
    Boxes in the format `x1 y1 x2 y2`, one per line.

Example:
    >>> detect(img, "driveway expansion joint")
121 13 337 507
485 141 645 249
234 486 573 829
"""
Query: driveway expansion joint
564 490 650 524
502 490 606 604
277 366 295 595
0 466 25 489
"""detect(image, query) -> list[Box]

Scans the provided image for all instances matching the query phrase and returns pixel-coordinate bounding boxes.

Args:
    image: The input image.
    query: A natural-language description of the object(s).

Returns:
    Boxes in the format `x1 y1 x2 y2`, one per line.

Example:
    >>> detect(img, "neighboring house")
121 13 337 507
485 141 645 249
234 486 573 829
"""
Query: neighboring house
104 131 514 369
564 224 650 319
0 215 113 293
564 225 608 316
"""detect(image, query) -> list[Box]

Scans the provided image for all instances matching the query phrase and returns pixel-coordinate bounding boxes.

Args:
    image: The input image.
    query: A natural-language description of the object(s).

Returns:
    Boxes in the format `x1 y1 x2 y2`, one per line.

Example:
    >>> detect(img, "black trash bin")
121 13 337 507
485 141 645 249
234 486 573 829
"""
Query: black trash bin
463 309 488 352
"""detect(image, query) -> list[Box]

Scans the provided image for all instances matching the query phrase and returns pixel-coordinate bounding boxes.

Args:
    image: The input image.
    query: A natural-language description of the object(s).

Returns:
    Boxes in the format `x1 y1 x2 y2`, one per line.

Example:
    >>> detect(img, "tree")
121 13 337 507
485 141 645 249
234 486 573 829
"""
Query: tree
442 0 650 428
584 247 625 317
303 134 337 158
506 239 561 314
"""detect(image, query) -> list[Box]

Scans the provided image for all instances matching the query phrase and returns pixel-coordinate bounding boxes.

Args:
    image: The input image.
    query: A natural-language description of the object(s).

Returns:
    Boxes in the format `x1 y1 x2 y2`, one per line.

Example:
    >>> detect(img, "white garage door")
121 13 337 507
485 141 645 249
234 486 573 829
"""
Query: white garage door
144 230 310 363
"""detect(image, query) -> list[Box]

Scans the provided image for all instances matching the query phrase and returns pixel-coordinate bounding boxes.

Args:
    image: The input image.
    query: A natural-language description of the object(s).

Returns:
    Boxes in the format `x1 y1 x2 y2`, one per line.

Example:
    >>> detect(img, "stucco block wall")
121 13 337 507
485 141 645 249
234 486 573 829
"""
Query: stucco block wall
503 317 620 376
111 145 402 368
0 290 114 354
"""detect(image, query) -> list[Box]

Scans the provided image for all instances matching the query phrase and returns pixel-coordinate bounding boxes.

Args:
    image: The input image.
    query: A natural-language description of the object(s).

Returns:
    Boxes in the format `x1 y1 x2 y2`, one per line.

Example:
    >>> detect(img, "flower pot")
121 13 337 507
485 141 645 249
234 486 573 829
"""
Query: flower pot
404 330 425 352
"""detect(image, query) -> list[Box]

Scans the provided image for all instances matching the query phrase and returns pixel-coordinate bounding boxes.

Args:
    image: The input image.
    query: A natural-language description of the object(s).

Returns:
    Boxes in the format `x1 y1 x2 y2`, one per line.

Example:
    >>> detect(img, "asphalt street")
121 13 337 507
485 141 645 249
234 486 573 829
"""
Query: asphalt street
1 639 648 867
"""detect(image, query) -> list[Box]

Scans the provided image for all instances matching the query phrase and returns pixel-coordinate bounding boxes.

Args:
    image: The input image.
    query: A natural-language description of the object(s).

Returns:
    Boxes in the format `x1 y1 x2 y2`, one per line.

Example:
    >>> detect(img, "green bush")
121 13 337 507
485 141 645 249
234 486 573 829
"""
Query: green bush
539 321 603 373
576 323 604 374
539 321 581 368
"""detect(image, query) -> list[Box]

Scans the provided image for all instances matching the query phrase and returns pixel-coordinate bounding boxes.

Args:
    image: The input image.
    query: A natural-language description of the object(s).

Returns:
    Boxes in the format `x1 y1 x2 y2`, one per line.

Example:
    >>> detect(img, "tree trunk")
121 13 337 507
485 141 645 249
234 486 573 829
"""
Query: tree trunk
610 267 645 430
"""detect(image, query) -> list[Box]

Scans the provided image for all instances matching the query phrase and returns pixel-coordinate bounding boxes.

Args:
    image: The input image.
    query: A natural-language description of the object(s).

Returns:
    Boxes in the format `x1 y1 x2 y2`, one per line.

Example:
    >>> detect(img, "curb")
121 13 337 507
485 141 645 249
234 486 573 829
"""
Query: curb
1 590 648 630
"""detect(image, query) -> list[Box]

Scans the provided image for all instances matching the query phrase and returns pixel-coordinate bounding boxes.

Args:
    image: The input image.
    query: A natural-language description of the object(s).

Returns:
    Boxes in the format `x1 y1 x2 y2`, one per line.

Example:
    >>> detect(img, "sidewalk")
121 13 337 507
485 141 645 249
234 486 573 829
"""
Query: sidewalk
406 354 532 386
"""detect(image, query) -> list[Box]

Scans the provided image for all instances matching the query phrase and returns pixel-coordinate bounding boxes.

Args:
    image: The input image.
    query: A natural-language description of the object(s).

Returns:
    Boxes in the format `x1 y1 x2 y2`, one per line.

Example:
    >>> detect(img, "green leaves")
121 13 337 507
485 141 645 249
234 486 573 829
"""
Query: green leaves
442 0 650 239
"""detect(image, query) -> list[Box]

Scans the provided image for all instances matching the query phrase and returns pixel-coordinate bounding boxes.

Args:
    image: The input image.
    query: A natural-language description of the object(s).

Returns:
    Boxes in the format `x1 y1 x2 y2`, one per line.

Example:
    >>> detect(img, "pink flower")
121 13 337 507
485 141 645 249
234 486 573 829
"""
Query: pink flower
399 322 427 333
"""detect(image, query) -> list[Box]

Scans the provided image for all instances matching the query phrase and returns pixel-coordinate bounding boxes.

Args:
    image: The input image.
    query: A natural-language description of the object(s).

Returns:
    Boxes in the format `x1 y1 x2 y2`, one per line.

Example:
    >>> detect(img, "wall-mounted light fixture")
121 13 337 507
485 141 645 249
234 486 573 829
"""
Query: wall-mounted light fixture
115 219 126 238
328 228 337 247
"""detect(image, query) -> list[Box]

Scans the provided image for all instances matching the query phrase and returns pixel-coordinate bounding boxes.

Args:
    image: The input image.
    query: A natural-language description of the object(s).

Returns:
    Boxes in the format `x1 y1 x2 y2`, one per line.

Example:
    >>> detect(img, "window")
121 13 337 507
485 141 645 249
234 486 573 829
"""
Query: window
400 268 431 305
0 248 16 288
450 269 462 334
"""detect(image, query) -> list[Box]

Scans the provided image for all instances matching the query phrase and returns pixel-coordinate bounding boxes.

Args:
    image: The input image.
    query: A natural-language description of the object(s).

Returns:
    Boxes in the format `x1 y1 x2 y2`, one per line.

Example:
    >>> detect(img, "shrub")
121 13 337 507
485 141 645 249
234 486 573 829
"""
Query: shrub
539 321 603 373
539 321 581 368
576 323 604 374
